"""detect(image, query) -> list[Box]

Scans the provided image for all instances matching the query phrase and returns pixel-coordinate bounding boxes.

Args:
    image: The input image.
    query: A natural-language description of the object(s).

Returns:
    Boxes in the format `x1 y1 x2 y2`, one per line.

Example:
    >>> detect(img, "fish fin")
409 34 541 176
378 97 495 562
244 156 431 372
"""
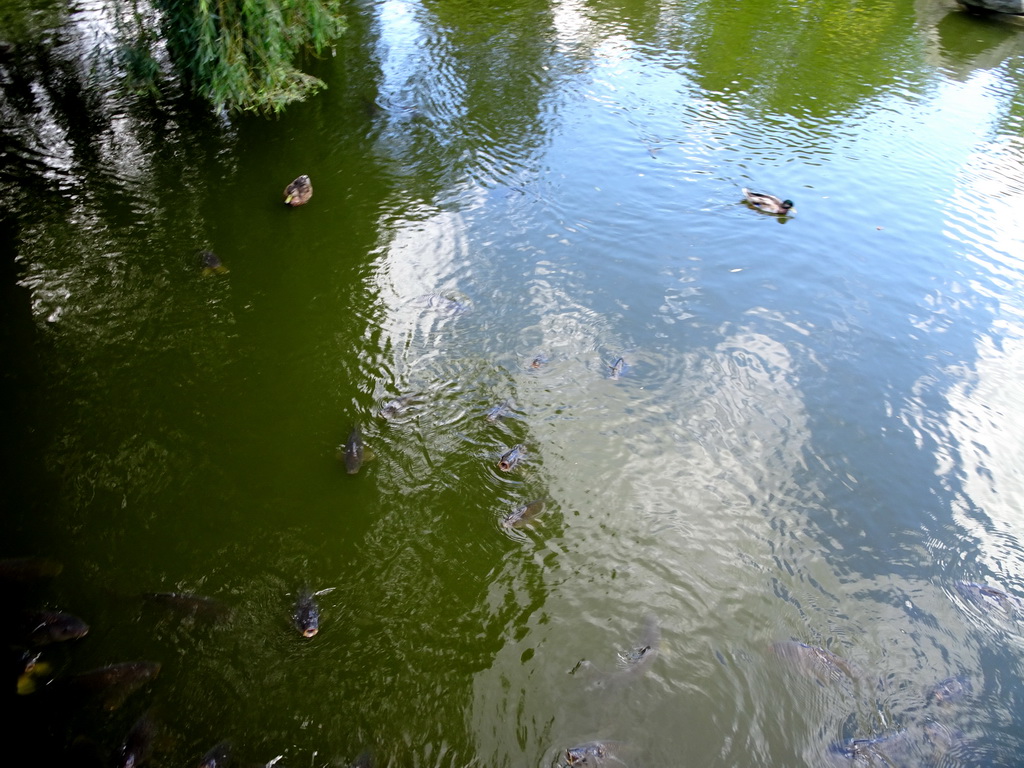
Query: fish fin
17 674 36 695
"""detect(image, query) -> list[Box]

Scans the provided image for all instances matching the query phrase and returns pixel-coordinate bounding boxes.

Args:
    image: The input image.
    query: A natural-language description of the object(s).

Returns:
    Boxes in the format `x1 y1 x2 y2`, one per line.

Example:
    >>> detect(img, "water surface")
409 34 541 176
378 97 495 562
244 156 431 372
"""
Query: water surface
4 0 1024 765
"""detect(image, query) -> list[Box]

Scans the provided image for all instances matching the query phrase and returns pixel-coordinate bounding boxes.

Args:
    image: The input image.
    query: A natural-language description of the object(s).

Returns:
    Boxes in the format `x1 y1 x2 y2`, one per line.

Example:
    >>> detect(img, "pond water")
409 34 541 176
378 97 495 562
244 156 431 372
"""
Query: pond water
4 0 1024 765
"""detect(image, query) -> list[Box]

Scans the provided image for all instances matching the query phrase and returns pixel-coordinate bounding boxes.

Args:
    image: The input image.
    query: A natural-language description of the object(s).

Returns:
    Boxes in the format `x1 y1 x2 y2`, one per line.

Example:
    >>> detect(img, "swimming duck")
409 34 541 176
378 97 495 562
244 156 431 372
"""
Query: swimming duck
743 188 795 216
283 175 313 206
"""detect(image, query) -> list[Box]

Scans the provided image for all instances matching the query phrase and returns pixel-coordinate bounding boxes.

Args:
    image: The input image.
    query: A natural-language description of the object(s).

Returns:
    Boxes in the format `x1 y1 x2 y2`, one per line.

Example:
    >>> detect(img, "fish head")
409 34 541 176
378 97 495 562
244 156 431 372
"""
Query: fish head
564 744 605 766
53 617 90 641
928 675 972 704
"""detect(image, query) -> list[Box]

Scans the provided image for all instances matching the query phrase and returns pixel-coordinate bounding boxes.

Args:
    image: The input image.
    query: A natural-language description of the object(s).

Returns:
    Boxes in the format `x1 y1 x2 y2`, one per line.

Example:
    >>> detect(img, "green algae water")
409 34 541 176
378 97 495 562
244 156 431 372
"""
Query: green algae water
5 0 1024 765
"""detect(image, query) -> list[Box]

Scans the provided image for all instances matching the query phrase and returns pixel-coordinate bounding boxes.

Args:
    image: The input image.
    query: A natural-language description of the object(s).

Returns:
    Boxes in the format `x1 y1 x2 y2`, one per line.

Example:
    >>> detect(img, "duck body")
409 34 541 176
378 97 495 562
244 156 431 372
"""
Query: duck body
284 175 313 206
743 188 795 215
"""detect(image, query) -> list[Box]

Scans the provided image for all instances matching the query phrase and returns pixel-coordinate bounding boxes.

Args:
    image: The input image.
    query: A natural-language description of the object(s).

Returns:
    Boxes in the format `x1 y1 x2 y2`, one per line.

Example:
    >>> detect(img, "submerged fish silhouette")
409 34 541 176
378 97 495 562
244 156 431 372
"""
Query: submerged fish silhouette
339 425 365 474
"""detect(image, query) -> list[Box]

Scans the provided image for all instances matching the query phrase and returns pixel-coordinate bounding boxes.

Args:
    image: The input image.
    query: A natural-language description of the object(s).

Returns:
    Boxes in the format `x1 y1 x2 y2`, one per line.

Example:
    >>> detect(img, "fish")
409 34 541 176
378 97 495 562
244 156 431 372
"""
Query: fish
15 650 53 695
379 393 417 419
529 355 547 369
114 711 157 768
501 499 547 529
617 613 660 678
826 722 959 767
0 556 63 584
607 357 625 380
827 732 904 766
926 675 973 705
339 425 365 474
564 742 607 766
583 615 660 691
141 592 232 623
485 398 514 422
198 250 228 276
16 608 89 645
955 581 1023 616
293 587 334 638
65 661 161 710
497 444 526 472
772 641 858 686
563 741 627 767
197 740 232 768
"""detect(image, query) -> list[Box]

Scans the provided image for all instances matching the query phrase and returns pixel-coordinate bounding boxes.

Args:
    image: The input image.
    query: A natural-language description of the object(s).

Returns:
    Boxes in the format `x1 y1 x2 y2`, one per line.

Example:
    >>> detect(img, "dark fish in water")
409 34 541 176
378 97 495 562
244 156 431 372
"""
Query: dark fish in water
827 722 959 767
529 355 547 369
114 711 157 768
501 499 547 529
772 641 858 686
828 732 902 766
565 742 607 766
583 615 660 690
198 250 228 276
339 425 365 474
498 444 526 472
927 675 973 705
607 357 625 380
379 393 418 419
485 398 514 422
65 661 161 710
197 740 232 768
142 592 232 623
955 581 1023 615
563 741 627 767
617 613 660 677
293 587 334 638
349 751 374 768
0 556 63 584
16 608 89 645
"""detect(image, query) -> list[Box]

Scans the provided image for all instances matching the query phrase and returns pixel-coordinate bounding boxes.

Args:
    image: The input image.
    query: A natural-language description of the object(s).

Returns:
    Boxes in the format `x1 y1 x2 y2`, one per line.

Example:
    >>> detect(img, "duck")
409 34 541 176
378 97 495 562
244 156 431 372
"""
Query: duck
283 175 313 206
742 188 795 216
